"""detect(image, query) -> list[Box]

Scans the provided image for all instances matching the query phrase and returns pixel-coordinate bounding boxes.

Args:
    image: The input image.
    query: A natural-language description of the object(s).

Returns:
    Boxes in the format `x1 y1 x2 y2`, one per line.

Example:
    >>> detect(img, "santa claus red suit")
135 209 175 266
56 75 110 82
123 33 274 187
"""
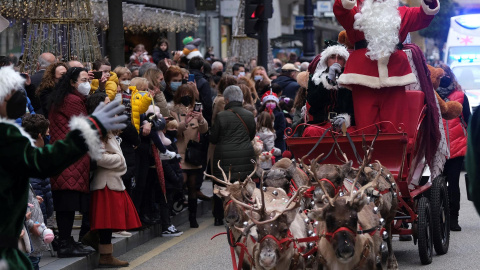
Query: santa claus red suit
334 0 439 133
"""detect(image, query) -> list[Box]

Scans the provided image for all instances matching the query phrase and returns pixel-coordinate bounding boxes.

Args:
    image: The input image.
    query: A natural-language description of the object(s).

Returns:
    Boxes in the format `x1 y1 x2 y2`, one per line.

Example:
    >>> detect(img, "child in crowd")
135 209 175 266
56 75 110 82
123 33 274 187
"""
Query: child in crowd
22 114 55 270
85 92 142 268
255 111 281 157
22 115 54 225
130 44 153 67
145 105 177 160
260 91 286 156
152 38 171 64
90 59 119 101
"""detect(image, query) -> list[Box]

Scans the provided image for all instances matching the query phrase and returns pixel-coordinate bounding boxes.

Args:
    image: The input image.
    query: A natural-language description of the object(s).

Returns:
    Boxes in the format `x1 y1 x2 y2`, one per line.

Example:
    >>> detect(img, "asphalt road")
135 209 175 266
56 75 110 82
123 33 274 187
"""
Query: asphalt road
111 172 480 270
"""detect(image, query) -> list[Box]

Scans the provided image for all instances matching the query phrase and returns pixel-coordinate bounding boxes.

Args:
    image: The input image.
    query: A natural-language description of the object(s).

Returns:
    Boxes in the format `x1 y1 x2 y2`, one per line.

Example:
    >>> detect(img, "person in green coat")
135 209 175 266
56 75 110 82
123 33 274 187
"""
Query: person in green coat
466 107 480 215
209 85 256 226
0 65 127 270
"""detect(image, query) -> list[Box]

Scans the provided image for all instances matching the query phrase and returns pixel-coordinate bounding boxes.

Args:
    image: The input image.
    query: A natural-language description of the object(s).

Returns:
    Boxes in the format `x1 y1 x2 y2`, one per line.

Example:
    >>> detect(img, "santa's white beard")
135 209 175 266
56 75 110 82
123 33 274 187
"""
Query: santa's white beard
354 0 401 61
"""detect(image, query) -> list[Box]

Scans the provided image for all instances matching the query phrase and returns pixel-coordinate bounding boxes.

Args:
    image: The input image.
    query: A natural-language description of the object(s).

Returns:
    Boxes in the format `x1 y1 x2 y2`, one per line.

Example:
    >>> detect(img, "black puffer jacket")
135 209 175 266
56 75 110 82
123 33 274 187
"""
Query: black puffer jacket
210 101 256 181
120 121 140 191
272 75 301 99
29 177 54 224
190 69 213 126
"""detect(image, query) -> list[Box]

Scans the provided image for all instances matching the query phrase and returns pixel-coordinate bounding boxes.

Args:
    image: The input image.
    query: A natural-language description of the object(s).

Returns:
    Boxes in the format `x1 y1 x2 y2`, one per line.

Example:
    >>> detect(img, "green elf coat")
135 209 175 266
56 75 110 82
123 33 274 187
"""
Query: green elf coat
0 116 104 270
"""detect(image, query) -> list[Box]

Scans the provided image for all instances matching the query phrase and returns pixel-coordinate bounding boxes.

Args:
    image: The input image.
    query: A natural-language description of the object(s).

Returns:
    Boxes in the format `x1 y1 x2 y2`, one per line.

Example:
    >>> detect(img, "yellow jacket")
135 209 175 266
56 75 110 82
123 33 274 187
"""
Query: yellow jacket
128 86 152 132
90 71 119 101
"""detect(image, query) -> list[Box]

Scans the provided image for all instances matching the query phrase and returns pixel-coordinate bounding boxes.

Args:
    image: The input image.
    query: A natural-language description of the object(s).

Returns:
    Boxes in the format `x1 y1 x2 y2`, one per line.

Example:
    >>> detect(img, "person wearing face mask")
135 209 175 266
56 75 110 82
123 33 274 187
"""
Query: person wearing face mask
0 65 128 268
435 63 471 232
260 90 287 156
144 68 170 118
170 84 207 228
164 66 184 104
211 61 224 86
249 66 271 86
36 62 68 117
232 63 246 79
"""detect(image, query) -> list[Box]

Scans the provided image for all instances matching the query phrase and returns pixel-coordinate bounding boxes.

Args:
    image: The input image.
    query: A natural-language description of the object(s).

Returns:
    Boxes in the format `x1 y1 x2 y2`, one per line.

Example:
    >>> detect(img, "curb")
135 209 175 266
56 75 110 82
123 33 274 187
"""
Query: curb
41 199 212 270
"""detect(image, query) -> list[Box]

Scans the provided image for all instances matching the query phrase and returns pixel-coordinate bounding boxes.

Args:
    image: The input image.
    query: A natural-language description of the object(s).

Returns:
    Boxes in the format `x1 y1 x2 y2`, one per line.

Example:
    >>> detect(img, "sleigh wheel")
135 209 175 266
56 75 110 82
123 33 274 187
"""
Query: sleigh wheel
417 196 433 265
430 176 450 255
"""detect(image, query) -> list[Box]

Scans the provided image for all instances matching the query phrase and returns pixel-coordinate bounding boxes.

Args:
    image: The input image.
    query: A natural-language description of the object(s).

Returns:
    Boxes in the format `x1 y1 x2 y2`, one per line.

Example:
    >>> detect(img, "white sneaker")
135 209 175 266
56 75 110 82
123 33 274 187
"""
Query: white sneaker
162 225 183 237
112 231 132 238
160 150 177 160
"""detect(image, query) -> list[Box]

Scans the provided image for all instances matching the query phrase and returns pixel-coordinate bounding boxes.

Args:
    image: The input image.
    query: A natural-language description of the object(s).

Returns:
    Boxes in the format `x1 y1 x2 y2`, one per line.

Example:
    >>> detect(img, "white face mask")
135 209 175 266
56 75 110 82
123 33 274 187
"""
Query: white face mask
77 82 91 96
238 72 246 78
254 75 263 82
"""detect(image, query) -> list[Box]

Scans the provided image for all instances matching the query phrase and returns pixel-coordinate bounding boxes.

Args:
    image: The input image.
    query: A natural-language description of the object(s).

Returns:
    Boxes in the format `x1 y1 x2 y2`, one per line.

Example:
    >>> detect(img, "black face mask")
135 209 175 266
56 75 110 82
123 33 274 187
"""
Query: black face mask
6 90 27 119
180 96 192 107
216 71 223 77
439 76 452 88
165 130 178 139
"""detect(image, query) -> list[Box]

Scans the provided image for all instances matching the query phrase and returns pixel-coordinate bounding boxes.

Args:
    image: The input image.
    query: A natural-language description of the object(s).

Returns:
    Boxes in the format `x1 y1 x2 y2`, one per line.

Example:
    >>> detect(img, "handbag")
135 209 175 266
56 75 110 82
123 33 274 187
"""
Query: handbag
185 139 203 166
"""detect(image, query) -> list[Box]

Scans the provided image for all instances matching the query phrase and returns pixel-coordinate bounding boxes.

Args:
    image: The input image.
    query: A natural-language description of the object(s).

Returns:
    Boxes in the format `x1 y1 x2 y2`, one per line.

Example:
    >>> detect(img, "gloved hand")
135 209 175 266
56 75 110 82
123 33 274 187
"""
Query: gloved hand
328 63 342 82
91 99 128 131
332 116 346 131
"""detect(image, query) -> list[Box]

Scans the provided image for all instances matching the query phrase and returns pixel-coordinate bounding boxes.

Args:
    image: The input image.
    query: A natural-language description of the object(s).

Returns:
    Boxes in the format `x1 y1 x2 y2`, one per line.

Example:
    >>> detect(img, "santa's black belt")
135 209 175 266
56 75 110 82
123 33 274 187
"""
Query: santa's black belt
354 40 404 51
0 234 18 249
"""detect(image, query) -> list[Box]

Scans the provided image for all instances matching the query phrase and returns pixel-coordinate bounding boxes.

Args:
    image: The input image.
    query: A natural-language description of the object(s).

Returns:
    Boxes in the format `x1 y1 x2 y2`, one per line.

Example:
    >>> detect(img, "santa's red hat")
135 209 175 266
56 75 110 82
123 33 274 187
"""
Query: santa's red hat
261 90 279 104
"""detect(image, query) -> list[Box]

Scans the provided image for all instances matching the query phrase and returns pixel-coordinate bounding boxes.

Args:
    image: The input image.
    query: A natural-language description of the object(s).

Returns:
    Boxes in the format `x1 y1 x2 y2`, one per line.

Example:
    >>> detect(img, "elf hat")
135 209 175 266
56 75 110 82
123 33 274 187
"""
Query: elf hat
262 90 279 104
315 40 349 75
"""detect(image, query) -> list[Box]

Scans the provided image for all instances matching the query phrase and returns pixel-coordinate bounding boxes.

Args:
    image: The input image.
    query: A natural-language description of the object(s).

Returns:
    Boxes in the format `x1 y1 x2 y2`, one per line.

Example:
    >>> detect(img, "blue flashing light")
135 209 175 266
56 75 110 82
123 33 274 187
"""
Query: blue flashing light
455 14 480 30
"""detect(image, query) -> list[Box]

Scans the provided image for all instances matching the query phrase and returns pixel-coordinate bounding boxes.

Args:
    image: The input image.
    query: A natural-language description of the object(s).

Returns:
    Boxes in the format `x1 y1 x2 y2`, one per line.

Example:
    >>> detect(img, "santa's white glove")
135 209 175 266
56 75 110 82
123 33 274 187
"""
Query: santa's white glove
328 63 342 83
91 99 128 131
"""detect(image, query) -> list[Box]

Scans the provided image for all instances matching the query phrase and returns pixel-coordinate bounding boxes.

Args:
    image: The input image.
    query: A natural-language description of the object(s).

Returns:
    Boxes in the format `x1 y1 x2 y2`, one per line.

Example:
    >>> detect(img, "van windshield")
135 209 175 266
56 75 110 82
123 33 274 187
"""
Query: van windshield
446 46 480 65
452 65 480 90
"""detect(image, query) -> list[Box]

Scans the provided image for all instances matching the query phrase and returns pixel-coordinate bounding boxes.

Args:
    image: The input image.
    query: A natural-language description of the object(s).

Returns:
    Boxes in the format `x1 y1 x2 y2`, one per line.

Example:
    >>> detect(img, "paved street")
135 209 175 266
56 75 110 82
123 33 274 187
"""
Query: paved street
105 173 480 270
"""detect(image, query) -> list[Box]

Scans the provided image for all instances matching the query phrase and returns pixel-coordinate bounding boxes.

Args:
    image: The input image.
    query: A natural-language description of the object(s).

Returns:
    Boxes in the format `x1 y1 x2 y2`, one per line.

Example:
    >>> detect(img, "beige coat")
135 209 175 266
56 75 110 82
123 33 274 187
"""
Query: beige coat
212 94 225 124
154 91 171 117
91 133 127 191
171 104 208 170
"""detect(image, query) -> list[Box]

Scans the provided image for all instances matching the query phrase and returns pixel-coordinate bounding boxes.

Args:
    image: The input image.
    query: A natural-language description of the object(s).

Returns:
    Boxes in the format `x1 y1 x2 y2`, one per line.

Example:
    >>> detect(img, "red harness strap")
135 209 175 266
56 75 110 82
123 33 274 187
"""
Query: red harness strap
259 232 294 251
320 178 339 195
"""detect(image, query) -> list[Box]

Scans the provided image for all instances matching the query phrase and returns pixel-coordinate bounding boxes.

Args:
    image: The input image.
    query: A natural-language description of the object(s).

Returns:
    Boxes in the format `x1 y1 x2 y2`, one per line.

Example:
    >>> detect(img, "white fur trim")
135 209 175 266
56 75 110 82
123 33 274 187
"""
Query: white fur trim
342 0 356 9
314 45 350 76
0 117 35 146
69 116 103 160
0 65 26 102
337 73 417 89
421 0 440 15
337 113 351 128
262 95 279 104
186 50 203 60
320 73 337 90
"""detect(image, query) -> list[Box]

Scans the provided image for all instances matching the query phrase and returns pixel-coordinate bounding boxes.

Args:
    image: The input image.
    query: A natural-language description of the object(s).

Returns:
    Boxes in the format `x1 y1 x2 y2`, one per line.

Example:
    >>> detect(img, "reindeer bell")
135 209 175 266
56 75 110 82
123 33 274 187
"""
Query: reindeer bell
368 163 373 168
379 218 385 226
382 230 388 239
304 218 310 223
314 221 319 226
339 191 344 197
311 233 317 237
391 182 396 188
308 242 315 248
262 187 267 192
381 242 387 253
386 174 391 180
310 201 315 206
308 255 314 260
308 230 314 236
373 206 379 214
376 255 381 264
367 196 372 202
272 190 278 196
243 221 249 226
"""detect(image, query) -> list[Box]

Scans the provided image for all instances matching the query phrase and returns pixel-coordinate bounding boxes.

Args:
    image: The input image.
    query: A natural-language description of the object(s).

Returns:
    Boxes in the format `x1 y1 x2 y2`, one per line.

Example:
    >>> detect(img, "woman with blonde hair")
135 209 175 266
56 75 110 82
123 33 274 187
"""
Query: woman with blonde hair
249 66 271 85
143 68 169 117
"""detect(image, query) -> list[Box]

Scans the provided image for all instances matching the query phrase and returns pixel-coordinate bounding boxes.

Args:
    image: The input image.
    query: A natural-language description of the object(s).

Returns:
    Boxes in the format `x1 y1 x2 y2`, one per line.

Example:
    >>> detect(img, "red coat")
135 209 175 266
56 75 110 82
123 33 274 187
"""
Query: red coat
49 91 90 193
333 0 439 89
443 91 468 159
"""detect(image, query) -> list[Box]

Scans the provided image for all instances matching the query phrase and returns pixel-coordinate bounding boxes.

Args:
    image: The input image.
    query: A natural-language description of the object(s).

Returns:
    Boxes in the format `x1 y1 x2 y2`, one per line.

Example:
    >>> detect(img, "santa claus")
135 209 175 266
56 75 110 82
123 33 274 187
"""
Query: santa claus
334 0 439 133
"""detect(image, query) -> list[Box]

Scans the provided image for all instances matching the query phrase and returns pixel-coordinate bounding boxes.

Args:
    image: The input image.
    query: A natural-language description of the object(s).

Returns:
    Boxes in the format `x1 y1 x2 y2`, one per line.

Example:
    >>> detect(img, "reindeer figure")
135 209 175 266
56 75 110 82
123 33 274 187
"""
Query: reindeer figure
307 181 383 269
231 184 311 270
263 158 310 192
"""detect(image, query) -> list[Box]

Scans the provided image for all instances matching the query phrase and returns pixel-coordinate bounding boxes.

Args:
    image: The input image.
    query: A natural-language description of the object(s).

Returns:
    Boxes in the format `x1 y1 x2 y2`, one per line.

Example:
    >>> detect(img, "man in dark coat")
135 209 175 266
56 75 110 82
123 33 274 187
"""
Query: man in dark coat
271 63 301 99
209 85 256 225
188 56 213 126
29 52 56 114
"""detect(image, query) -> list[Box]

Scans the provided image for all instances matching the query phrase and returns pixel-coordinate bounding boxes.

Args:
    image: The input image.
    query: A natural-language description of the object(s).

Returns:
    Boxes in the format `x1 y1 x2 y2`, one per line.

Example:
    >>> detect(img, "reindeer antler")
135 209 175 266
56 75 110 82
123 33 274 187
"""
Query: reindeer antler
204 172 232 186
332 134 349 164
307 160 335 207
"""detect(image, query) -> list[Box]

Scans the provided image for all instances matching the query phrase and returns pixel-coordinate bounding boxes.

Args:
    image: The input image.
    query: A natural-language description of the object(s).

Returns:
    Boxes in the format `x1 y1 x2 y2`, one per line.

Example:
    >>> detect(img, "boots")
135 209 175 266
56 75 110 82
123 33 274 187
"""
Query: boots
188 199 199 228
450 212 462 231
81 230 99 251
57 236 94 258
98 244 129 268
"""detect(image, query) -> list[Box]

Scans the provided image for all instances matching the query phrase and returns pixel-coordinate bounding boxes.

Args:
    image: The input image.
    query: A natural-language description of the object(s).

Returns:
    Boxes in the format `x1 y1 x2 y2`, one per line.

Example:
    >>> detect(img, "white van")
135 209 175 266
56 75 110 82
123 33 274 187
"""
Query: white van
444 14 480 111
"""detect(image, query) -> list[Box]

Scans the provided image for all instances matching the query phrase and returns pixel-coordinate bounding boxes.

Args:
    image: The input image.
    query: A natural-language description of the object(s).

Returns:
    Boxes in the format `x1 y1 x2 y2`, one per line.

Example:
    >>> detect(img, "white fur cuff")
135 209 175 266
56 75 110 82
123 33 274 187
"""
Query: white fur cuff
421 0 440 15
321 73 337 90
337 113 351 128
342 0 356 10
69 116 103 160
